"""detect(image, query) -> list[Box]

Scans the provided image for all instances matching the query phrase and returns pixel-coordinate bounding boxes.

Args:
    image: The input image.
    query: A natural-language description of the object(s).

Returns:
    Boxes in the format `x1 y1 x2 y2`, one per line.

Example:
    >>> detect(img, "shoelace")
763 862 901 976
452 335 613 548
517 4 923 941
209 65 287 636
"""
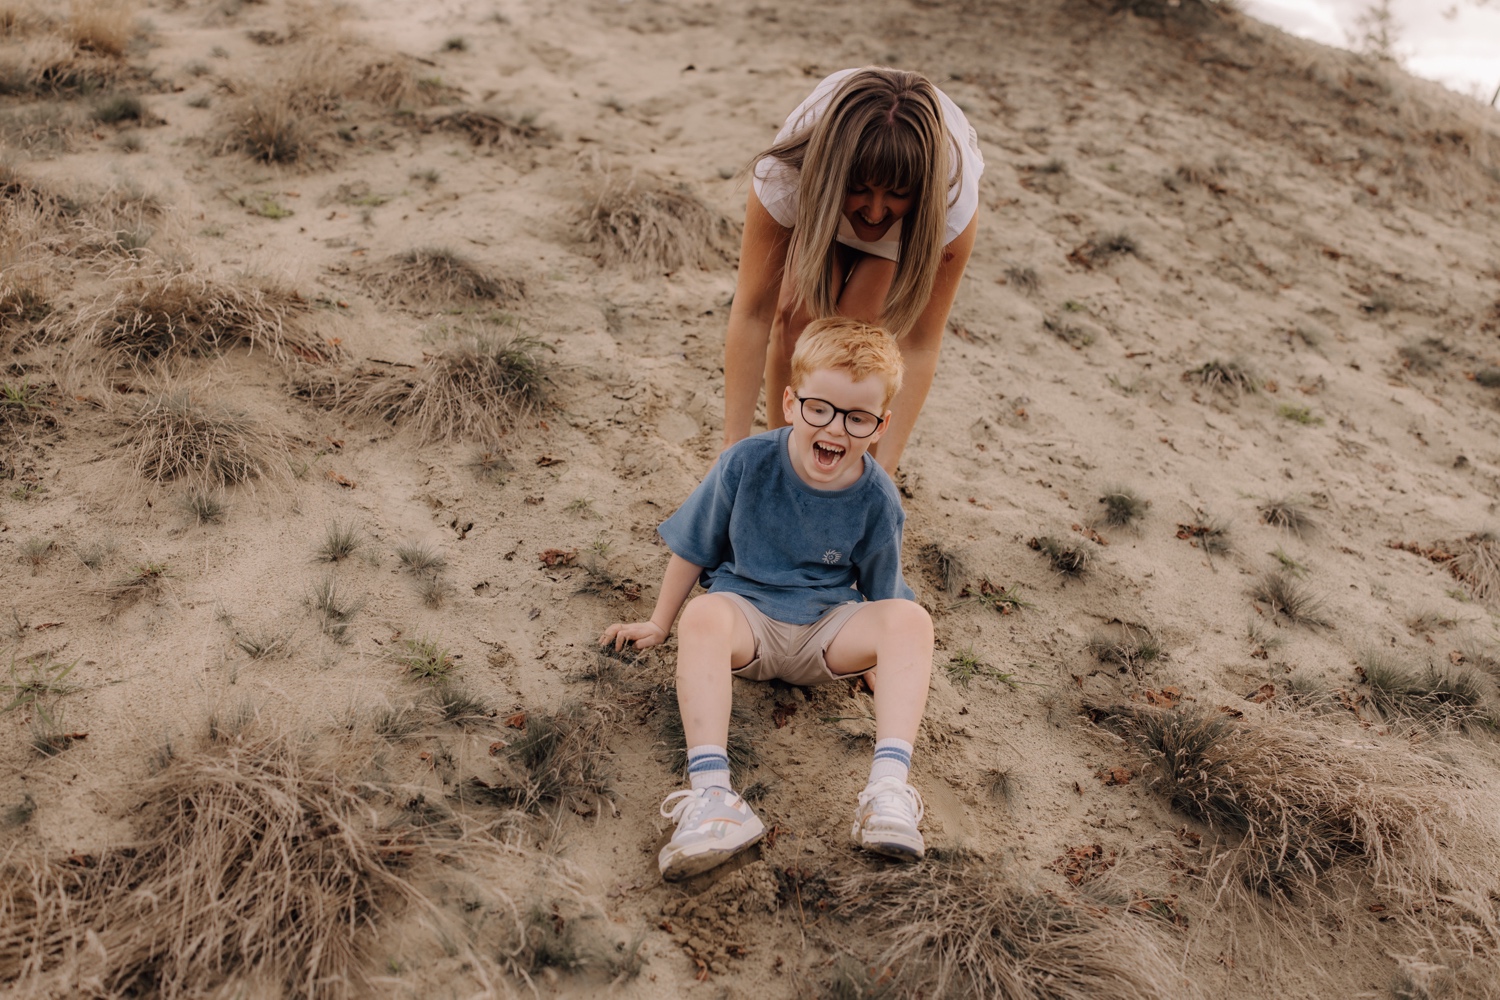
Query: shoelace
661 788 717 824
858 779 925 824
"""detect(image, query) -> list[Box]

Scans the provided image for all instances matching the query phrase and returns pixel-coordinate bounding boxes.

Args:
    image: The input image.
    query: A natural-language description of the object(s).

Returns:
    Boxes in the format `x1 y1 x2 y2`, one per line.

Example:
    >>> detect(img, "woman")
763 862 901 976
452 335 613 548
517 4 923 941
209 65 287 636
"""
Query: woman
721 66 984 475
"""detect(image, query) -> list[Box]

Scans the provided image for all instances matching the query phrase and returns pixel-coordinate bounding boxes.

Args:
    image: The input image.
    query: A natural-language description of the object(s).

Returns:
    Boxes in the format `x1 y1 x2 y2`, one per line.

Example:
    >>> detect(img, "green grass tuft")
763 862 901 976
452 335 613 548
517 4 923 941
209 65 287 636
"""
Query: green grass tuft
1276 404 1323 426
945 648 1016 689
395 637 455 681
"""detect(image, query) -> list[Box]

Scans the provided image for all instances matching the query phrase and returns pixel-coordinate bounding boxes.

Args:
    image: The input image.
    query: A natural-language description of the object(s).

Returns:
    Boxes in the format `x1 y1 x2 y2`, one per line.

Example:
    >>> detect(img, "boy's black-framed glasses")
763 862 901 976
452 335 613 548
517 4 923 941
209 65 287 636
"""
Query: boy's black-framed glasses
796 396 884 438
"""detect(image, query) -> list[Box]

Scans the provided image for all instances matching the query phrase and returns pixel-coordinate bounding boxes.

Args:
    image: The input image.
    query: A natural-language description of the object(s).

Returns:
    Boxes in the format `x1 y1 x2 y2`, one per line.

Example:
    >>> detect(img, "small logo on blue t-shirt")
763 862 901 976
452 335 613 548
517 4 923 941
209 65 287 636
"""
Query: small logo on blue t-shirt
822 549 842 565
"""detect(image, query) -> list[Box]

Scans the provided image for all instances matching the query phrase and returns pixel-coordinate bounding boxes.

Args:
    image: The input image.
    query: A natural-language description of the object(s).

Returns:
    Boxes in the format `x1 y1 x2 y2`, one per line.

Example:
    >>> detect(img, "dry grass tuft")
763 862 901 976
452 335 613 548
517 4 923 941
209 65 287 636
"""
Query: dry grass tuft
430 106 548 151
221 84 315 164
360 247 523 306
1183 359 1258 397
580 168 738 274
834 861 1185 999
920 541 967 595
234 626 290 660
1358 650 1499 730
396 540 446 574
316 519 361 562
1397 338 1448 375
1257 496 1317 537
1448 533 1500 608
121 390 285 488
102 560 167 605
1457 635 1500 681
1089 704 1456 898
216 35 449 165
1098 486 1147 528
301 332 550 444
470 701 614 814
181 489 226 525
1086 626 1163 675
1248 570 1328 627
74 266 329 366
0 33 123 95
0 101 85 153
1002 263 1039 294
427 679 493 729
0 730 551 997
1029 535 1091 576
310 575 362 643
66 0 137 58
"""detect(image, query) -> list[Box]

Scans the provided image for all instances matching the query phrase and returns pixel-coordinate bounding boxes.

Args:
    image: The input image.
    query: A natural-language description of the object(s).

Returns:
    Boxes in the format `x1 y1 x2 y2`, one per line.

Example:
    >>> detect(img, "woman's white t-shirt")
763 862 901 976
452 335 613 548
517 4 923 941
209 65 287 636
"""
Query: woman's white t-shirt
752 68 984 262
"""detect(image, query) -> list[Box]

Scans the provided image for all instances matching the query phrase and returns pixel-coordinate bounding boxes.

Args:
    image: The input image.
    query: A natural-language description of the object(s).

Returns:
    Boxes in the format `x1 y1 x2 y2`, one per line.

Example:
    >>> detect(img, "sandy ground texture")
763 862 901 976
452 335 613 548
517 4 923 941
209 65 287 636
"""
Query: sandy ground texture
4 0 1500 997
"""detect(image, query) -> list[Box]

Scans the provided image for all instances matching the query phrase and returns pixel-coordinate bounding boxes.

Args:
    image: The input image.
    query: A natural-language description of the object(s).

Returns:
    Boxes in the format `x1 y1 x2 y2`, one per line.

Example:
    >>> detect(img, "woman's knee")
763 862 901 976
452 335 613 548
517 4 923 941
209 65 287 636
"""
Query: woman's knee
771 303 806 357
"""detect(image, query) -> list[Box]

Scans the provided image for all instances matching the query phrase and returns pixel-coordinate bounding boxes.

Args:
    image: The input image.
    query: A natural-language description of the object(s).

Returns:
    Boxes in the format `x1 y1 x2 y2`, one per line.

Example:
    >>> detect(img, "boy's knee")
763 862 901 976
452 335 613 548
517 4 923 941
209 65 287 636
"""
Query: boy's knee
678 594 739 638
880 600 933 640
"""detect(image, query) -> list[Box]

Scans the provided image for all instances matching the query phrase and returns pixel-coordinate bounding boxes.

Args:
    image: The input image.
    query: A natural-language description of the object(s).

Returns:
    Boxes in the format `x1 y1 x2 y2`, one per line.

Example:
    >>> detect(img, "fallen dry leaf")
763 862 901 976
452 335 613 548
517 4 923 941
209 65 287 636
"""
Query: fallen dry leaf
1050 843 1117 885
505 712 527 729
1096 766 1134 786
538 548 577 568
1139 686 1182 709
326 470 357 489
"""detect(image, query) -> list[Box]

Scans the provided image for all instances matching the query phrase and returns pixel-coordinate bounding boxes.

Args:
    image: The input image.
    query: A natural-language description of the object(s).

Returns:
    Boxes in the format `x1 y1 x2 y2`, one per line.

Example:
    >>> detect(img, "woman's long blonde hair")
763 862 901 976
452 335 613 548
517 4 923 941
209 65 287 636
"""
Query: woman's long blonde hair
758 68 958 337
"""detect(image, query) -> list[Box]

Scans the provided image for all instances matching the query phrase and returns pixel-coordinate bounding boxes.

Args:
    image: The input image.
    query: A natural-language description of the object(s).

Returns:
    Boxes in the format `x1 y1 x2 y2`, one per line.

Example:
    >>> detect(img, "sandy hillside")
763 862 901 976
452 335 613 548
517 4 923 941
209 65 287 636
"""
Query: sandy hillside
4 0 1500 996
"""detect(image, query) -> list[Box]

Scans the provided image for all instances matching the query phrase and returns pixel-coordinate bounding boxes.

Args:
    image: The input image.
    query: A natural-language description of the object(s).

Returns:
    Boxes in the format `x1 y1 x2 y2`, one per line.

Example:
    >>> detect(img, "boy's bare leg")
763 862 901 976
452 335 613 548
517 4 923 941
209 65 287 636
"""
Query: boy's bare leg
823 599 932 743
825 599 933 859
675 594 757 749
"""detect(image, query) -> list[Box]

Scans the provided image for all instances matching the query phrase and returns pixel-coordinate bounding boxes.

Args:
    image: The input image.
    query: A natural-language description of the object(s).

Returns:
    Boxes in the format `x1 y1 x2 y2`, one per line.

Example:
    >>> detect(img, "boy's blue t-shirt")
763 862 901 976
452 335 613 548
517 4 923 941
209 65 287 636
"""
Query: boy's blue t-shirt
657 427 916 625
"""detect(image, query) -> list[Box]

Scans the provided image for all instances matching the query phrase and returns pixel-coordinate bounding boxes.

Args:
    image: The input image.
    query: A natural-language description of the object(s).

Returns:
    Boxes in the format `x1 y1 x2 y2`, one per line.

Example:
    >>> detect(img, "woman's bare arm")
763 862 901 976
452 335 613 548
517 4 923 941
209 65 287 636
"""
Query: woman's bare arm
722 190 793 450
871 211 978 475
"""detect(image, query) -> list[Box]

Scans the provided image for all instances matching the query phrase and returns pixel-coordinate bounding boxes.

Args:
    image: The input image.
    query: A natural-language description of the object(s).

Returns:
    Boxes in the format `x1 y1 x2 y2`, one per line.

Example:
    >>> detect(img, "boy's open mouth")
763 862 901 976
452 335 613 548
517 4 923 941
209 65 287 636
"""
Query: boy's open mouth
812 441 845 469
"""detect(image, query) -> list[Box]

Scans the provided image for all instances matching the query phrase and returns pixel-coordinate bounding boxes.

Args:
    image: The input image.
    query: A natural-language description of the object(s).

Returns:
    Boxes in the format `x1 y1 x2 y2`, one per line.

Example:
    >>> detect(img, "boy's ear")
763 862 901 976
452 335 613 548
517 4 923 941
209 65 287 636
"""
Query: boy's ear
782 385 798 425
867 409 893 445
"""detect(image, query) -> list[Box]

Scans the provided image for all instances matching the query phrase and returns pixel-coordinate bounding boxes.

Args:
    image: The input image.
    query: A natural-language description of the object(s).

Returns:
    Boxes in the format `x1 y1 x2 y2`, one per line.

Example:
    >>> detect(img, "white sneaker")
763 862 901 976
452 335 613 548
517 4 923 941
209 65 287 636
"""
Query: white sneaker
851 776 925 860
658 787 766 881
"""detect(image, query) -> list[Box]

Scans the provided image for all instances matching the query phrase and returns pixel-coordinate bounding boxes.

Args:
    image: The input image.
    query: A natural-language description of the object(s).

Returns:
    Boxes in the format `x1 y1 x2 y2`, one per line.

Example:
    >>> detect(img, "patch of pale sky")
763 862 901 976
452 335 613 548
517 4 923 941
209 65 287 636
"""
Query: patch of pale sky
1238 0 1500 99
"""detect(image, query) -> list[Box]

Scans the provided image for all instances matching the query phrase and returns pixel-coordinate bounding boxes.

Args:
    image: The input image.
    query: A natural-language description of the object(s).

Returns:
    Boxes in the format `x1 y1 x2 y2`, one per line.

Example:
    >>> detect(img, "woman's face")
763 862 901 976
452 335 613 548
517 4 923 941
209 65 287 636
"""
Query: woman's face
842 179 914 244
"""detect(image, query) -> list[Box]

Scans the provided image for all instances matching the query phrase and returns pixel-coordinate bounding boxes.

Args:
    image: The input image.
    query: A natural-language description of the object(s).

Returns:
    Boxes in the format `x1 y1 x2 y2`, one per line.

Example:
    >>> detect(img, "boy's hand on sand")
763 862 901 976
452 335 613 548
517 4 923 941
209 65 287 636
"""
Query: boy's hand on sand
599 621 667 651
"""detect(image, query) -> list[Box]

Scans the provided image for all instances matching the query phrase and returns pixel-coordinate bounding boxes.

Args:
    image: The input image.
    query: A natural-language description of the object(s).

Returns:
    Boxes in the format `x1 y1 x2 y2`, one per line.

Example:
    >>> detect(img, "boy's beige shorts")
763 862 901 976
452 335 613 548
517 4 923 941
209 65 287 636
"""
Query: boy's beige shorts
718 593 872 687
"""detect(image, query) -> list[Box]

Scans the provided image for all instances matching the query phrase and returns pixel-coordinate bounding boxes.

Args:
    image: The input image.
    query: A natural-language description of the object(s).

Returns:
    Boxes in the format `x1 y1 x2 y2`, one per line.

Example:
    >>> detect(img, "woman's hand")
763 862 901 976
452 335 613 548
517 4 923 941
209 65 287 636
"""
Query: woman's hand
599 620 668 652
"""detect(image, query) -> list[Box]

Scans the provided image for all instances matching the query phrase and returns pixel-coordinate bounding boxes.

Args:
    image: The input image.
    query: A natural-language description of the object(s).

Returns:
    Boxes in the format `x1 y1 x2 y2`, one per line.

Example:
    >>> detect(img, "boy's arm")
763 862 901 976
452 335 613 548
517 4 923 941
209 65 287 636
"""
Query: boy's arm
853 511 917 604
600 554 704 652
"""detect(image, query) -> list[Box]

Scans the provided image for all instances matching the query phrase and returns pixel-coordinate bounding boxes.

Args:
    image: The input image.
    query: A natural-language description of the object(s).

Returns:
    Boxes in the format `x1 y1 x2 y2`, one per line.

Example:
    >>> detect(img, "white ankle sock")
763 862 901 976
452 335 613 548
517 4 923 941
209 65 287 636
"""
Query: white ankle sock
868 737 913 785
686 744 731 792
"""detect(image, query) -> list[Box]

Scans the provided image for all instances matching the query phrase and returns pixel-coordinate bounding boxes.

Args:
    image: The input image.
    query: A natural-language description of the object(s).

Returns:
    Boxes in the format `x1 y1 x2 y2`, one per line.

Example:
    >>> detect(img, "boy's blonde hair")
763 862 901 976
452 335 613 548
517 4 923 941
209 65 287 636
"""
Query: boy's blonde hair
757 67 958 338
789 318 905 408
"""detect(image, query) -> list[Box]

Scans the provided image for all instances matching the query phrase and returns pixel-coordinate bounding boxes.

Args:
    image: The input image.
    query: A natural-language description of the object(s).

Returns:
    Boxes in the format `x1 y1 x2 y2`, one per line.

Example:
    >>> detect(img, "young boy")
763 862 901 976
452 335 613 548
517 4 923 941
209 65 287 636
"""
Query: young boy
600 317 934 881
